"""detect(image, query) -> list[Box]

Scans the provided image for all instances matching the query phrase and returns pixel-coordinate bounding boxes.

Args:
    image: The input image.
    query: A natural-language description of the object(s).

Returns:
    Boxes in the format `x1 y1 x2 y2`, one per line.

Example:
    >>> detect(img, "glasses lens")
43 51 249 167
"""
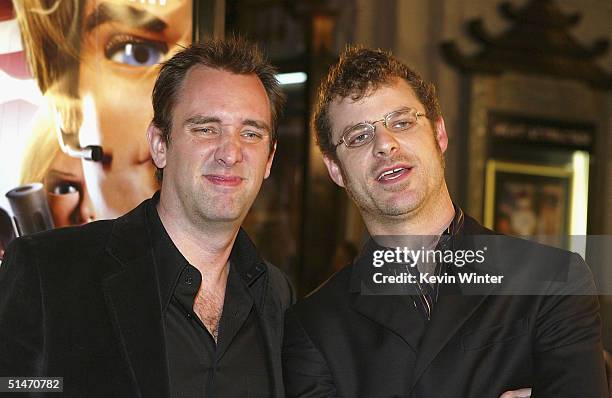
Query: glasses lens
386 109 418 131
344 124 375 147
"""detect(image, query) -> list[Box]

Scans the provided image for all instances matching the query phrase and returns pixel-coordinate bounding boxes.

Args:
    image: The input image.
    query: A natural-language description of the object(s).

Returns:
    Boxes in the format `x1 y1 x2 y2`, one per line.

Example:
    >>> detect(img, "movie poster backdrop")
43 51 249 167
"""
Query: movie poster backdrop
0 0 192 247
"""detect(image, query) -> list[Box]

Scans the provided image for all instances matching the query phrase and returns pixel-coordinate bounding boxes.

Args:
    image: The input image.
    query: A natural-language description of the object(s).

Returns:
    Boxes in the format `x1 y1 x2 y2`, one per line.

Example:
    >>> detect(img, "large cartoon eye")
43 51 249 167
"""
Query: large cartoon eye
50 181 80 195
105 36 168 66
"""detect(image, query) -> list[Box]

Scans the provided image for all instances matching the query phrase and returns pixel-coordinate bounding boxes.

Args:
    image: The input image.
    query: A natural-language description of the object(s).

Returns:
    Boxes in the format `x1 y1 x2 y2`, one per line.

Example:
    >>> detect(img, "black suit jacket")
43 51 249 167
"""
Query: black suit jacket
0 199 295 397
283 216 608 397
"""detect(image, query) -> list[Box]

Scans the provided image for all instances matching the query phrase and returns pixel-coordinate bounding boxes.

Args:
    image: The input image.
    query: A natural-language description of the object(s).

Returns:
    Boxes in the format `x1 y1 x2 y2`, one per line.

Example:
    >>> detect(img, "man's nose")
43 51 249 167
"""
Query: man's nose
372 126 399 158
214 132 244 167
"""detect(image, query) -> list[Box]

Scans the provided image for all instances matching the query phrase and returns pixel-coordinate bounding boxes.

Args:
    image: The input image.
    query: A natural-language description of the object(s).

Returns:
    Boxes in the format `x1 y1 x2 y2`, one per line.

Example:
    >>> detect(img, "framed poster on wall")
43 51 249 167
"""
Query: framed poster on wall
485 161 572 236
484 153 590 243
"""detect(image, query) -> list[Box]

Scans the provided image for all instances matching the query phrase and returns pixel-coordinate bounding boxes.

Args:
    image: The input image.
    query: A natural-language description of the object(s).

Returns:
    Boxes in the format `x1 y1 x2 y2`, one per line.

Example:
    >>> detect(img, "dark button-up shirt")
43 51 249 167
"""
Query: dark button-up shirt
146 198 271 397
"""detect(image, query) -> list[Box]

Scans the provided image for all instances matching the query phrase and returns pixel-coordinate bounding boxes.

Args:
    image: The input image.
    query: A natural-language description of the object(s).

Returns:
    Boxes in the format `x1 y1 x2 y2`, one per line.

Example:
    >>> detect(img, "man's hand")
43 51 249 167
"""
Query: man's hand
499 388 531 398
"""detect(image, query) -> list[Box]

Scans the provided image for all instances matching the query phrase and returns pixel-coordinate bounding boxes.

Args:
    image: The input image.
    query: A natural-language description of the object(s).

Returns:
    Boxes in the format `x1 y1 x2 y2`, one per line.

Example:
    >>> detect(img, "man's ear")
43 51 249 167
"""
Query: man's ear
322 155 345 188
147 123 167 169
264 142 276 179
434 116 448 154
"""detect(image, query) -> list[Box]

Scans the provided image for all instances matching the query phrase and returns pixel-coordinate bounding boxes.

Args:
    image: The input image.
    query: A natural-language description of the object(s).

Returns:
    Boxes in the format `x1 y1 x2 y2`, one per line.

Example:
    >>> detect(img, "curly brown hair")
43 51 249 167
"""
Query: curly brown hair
313 45 441 161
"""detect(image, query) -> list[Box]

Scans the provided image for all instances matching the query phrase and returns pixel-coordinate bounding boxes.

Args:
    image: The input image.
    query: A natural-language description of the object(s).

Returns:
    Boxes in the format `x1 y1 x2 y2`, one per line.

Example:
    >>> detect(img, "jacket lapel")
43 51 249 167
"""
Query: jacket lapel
348 242 422 352
350 293 421 353
410 280 489 387
102 201 170 398
411 225 499 387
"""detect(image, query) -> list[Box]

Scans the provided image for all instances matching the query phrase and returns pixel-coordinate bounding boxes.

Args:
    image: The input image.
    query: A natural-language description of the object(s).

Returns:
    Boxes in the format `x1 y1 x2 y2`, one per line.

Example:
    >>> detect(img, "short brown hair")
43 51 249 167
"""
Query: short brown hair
152 38 285 180
313 45 441 161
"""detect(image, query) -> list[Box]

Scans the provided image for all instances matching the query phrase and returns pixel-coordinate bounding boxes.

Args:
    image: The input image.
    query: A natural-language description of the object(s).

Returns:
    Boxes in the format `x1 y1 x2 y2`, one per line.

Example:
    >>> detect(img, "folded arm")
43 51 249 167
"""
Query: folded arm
532 253 608 397
282 308 338 398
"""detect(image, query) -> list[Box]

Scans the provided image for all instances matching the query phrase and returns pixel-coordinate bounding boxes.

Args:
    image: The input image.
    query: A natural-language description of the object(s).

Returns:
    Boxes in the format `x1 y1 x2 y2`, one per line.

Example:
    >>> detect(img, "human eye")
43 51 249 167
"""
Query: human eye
192 126 221 137
105 34 168 67
346 124 374 147
240 129 265 142
390 118 415 130
349 133 373 146
389 110 418 131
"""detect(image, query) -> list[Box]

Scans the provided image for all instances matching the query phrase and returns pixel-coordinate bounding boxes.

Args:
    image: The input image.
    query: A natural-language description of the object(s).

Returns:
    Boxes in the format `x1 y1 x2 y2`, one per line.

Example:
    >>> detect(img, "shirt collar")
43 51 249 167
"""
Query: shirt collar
145 191 268 311
145 192 188 313
349 203 466 292
437 203 465 249
444 203 465 236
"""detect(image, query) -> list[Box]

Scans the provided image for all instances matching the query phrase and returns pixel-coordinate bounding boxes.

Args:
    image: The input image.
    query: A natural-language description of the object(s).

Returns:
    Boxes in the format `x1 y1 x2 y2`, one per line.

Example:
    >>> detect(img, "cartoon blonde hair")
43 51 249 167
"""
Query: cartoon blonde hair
13 0 82 93
15 1 84 183
19 101 62 184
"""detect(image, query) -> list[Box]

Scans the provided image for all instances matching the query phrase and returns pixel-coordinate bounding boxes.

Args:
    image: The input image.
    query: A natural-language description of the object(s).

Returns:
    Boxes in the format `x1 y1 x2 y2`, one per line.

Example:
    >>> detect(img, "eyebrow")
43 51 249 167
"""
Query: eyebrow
339 116 379 135
47 169 78 179
184 115 221 127
84 2 168 33
184 115 271 132
340 121 367 136
243 119 271 132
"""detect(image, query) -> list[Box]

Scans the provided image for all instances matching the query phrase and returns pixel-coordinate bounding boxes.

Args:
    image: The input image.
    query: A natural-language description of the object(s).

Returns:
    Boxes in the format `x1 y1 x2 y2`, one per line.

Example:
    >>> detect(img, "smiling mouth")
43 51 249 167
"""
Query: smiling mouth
205 175 244 186
377 167 412 182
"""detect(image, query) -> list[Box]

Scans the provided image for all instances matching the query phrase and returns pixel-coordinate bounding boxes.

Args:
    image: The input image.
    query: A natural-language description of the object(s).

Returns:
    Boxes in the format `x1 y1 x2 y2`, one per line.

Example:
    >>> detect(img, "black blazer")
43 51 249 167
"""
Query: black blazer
0 199 295 397
283 216 608 397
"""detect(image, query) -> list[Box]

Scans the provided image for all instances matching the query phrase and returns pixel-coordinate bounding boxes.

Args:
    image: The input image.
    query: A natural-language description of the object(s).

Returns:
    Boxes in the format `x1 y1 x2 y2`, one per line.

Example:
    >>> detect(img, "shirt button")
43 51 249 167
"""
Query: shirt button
186 313 192 319
185 275 193 285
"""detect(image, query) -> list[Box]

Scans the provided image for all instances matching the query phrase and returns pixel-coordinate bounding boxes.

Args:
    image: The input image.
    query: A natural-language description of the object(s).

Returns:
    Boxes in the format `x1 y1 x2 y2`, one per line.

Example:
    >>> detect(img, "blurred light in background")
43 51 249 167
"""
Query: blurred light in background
276 72 307 86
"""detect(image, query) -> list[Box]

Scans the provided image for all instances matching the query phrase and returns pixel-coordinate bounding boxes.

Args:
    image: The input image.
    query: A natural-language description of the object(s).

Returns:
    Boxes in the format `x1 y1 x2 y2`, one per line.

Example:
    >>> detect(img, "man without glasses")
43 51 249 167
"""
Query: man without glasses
282 46 607 397
0 39 294 397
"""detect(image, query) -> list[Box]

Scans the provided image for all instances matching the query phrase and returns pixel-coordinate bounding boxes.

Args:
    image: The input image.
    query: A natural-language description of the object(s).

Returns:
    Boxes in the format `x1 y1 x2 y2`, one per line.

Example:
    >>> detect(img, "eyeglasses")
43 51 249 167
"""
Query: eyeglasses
334 107 427 149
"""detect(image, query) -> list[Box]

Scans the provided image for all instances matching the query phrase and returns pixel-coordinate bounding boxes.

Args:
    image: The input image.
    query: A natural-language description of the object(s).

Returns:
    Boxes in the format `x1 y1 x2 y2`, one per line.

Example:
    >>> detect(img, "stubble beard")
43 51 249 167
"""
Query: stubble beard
340 148 446 222
343 173 426 219
187 186 246 225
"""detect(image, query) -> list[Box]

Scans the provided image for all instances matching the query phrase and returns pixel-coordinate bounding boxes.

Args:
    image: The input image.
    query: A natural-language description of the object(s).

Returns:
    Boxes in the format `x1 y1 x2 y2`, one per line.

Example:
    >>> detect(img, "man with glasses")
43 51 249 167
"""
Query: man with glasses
282 46 607 397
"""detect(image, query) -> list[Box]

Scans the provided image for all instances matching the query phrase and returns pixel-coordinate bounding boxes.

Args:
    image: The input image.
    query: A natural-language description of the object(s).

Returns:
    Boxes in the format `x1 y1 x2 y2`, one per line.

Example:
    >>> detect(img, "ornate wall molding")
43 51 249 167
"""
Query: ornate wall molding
441 0 612 90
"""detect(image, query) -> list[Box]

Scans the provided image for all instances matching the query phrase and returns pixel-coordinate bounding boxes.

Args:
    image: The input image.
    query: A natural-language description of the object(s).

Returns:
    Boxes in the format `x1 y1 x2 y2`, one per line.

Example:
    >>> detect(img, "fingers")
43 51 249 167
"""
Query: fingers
499 388 532 398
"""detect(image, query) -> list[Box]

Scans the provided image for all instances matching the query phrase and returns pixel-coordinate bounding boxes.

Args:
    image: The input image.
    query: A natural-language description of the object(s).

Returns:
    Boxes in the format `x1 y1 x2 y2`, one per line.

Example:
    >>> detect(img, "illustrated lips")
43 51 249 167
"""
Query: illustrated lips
377 166 412 181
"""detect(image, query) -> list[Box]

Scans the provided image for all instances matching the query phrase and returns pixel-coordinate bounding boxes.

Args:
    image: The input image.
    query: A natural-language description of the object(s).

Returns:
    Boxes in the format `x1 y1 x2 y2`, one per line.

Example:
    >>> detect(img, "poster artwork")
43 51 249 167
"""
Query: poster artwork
0 0 192 254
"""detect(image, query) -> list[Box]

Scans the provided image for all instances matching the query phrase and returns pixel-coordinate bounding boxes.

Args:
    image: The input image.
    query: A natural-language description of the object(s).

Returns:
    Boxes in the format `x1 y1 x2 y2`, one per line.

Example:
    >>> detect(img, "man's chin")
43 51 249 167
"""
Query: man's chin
372 196 424 219
377 180 413 193
377 207 416 219
203 213 244 224
196 203 245 224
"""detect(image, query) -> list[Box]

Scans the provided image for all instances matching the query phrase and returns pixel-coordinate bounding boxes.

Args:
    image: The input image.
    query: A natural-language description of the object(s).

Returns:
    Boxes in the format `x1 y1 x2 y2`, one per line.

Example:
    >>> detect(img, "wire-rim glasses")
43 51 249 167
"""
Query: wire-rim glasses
334 107 427 149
